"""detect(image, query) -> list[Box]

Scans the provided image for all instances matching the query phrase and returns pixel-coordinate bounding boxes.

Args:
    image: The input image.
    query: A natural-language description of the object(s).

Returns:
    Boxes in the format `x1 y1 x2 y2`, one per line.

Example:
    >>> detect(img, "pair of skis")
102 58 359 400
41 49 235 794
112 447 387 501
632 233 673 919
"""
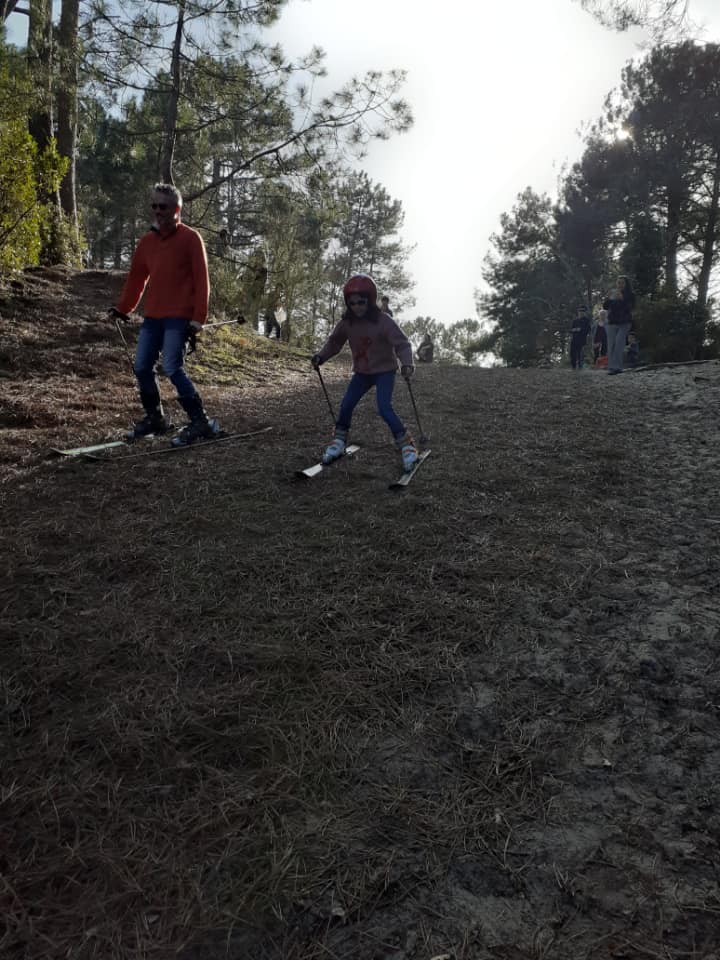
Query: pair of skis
50 427 273 461
51 431 431 486
296 445 431 489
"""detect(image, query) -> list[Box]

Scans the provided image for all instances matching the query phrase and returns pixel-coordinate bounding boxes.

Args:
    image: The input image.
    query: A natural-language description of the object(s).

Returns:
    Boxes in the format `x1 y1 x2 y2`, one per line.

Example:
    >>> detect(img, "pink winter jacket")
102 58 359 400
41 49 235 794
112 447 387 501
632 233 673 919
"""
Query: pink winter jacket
317 311 413 374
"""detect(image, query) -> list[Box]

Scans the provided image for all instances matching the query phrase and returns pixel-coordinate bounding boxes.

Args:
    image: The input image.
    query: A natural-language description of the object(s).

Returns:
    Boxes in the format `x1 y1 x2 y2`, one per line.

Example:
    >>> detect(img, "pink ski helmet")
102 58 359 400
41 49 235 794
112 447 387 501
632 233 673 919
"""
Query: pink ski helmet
343 274 378 307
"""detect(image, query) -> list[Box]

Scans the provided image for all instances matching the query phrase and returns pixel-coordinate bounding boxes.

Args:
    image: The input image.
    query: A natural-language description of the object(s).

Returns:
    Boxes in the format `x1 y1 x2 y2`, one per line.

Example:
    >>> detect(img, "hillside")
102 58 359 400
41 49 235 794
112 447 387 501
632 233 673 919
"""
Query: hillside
2 270 720 960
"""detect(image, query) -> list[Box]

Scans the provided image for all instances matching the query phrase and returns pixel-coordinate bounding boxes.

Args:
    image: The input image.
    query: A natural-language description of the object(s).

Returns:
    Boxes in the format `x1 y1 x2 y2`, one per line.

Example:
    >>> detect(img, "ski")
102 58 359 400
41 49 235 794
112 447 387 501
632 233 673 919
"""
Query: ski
389 449 431 489
50 439 127 457
49 431 170 457
296 444 361 479
83 426 273 461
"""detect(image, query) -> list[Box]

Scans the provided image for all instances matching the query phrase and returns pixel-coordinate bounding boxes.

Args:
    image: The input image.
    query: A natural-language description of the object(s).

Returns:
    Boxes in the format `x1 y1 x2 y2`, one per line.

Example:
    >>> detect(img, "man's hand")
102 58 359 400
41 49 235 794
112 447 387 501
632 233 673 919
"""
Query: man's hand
401 364 414 380
108 307 130 322
185 322 200 355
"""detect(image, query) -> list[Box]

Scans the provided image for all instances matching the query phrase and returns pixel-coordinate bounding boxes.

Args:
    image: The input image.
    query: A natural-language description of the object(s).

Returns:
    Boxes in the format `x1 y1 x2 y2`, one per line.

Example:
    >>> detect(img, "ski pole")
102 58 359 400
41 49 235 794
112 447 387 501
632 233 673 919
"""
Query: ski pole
109 309 135 373
203 317 246 330
315 366 336 425
404 376 429 445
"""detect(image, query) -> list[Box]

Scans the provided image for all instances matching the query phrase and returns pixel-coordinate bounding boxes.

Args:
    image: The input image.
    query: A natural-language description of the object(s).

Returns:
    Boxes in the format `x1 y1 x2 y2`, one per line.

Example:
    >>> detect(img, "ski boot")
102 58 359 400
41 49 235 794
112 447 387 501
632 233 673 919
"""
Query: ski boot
397 432 419 473
128 390 174 440
322 428 347 464
171 393 221 447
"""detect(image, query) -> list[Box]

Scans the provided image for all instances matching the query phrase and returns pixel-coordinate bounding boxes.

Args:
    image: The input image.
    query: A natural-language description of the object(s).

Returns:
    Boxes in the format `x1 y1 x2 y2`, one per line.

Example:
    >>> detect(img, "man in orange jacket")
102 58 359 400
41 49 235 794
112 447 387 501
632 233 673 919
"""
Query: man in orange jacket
113 182 220 446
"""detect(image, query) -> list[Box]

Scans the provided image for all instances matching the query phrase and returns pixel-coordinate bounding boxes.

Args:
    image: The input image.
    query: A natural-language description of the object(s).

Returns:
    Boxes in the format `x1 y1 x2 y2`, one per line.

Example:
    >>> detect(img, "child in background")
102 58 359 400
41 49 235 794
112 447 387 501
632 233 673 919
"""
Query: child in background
593 309 608 365
311 274 418 471
569 307 591 369
626 331 640 368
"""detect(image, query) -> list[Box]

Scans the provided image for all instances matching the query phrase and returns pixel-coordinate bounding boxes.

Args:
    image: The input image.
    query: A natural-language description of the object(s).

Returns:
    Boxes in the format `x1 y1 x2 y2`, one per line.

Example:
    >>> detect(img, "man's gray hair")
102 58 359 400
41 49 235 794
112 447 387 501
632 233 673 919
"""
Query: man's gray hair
153 182 182 208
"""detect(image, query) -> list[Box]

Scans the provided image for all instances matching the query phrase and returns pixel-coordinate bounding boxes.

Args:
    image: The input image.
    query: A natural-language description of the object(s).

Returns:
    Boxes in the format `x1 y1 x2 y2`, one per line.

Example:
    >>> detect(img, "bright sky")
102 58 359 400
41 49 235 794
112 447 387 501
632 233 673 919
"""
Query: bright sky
266 0 720 323
6 1 720 324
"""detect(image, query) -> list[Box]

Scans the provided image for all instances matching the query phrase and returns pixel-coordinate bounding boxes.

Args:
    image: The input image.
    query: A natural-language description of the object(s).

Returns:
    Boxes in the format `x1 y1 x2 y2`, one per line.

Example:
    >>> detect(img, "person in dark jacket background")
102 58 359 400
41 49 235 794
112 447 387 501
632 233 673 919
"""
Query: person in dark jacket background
603 276 636 375
569 307 591 369
416 333 434 363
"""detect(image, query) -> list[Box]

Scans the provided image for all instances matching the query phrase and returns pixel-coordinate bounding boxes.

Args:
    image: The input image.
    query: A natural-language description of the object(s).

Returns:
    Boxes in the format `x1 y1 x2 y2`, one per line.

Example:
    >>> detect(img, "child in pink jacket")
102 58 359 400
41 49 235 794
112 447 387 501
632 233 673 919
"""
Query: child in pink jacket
311 274 418 471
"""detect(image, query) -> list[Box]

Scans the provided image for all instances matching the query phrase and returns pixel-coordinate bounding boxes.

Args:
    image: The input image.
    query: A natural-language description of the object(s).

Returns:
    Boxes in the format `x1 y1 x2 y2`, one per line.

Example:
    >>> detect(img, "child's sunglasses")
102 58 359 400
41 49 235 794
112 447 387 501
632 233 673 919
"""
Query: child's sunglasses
347 297 368 306
151 202 170 210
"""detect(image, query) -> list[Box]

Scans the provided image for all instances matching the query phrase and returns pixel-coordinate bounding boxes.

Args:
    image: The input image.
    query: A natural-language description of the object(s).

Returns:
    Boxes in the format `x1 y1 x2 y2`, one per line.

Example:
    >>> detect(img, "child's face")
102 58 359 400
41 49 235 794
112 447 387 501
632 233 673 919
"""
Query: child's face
347 296 369 317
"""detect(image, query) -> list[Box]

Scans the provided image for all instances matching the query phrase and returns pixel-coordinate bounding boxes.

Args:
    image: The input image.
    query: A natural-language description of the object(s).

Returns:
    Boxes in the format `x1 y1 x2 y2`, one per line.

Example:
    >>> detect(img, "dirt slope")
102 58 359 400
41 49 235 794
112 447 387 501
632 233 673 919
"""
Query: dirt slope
2 270 720 960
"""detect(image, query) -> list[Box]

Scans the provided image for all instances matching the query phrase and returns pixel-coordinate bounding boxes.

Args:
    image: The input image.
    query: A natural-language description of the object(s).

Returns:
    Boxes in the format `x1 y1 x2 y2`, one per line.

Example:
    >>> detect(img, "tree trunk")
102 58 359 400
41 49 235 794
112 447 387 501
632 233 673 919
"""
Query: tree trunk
159 0 185 184
281 301 291 343
212 159 224 255
27 0 53 150
1 1 22 20
57 0 80 238
664 190 681 294
696 149 720 312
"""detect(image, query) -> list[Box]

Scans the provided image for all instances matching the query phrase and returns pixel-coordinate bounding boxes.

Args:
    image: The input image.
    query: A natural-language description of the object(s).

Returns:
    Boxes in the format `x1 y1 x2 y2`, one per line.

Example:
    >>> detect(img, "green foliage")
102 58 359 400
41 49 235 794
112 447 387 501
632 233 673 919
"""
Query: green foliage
403 316 445 350
324 171 414 312
0 117 68 272
633 294 711 363
439 319 483 365
39 204 84 268
400 316 486 366
475 188 583 367
0 120 42 271
207 256 245 319
618 213 664 296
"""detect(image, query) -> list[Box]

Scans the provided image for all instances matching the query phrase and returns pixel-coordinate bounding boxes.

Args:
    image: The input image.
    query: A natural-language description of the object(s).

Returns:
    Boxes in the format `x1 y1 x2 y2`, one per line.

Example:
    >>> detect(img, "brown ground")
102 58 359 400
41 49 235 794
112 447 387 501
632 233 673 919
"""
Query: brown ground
2 270 720 960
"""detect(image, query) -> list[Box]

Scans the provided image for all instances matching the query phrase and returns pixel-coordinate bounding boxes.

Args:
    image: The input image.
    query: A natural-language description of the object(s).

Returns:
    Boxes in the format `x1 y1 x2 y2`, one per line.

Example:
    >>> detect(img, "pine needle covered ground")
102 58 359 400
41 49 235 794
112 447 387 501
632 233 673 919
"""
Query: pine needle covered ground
2 270 720 959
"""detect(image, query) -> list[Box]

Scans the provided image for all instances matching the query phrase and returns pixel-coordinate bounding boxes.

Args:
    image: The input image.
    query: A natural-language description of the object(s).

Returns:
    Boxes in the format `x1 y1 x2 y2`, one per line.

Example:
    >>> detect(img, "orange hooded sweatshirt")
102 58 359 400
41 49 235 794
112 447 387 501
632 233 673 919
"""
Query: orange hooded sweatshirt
116 223 210 325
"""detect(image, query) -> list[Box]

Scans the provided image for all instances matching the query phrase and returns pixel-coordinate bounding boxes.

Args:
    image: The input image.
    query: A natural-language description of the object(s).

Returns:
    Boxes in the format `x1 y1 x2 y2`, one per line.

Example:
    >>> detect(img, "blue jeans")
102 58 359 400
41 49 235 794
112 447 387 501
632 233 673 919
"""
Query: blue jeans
337 371 406 438
607 323 630 373
134 317 196 399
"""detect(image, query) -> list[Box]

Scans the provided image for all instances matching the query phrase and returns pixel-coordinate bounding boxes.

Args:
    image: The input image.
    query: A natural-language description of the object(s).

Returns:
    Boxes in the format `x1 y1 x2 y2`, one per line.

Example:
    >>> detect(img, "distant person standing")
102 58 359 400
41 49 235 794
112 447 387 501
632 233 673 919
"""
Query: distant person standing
112 182 220 446
380 295 393 317
603 276 636 375
593 309 608 365
263 303 281 339
416 333 434 363
569 307 591 369
274 300 287 341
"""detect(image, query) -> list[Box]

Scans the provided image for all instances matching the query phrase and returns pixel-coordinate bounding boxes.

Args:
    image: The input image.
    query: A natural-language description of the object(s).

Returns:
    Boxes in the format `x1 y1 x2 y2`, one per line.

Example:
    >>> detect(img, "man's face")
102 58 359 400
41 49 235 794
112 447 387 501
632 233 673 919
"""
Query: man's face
150 191 179 230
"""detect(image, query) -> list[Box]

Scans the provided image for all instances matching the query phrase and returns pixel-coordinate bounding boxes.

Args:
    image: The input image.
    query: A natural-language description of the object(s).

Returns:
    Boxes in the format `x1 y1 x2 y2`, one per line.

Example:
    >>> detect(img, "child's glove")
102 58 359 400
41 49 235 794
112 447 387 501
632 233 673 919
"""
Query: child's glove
311 354 323 369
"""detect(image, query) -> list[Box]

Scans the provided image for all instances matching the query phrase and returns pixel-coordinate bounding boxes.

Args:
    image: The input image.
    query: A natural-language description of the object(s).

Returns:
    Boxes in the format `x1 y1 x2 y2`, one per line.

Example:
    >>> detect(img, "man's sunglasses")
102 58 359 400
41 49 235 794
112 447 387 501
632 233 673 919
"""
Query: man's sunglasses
348 297 368 306
151 202 170 210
